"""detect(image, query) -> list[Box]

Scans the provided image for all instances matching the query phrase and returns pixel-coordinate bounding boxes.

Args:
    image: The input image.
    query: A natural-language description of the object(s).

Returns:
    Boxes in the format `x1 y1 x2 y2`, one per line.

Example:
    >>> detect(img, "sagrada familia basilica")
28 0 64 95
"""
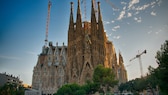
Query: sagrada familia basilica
32 0 127 94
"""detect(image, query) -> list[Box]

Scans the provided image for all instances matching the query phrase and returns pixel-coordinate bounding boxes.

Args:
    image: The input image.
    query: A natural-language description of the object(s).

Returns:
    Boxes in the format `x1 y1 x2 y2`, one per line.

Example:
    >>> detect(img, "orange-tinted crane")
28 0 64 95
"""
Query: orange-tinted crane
45 0 51 46
81 0 97 20
104 0 118 10
130 50 147 77
81 0 118 21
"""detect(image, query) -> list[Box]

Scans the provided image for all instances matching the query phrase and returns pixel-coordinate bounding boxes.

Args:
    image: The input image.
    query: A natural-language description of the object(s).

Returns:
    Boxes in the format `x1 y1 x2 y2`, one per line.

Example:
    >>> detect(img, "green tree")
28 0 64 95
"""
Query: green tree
0 83 24 95
54 82 99 95
93 64 118 93
54 83 81 95
82 81 99 94
154 40 168 94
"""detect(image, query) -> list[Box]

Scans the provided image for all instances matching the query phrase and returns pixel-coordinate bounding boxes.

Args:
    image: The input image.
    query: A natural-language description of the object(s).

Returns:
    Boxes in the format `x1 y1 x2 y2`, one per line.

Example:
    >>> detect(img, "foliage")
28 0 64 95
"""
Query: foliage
54 83 82 95
118 40 168 95
118 77 154 93
93 64 118 92
154 40 168 94
55 64 118 94
0 83 24 95
93 64 118 87
54 82 100 95
82 80 100 94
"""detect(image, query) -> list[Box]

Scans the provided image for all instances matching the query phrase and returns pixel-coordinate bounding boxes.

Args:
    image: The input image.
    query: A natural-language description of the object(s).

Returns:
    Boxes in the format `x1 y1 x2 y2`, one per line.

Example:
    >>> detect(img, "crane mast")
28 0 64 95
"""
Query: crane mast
45 0 51 46
130 50 147 77
104 0 118 10
81 0 118 21
81 0 97 21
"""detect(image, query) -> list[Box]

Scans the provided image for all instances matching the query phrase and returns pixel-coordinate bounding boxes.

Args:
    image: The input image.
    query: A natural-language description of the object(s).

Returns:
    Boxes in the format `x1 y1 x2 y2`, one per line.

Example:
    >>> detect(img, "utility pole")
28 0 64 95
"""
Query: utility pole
130 50 147 77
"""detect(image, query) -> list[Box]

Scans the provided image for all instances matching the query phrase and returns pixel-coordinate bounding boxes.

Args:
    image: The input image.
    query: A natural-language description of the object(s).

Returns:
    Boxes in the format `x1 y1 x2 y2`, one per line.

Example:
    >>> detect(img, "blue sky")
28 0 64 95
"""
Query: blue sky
0 0 167 85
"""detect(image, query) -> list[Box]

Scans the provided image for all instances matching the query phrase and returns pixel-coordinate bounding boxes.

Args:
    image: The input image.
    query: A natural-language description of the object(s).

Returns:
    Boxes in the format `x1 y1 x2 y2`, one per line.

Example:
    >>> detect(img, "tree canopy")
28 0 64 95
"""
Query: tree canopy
55 64 118 94
93 64 118 92
54 82 99 95
0 83 24 95
154 40 168 94
93 64 118 87
118 40 168 95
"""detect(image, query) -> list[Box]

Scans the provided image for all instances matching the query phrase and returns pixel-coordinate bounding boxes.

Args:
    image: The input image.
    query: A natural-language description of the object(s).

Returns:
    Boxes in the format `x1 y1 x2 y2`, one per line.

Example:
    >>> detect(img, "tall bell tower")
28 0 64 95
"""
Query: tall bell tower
66 0 107 85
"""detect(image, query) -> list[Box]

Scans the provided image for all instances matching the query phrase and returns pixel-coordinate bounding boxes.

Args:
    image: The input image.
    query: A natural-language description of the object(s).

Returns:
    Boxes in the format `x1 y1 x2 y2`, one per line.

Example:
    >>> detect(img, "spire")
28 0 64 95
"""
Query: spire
97 1 105 40
91 0 97 36
70 2 74 21
119 51 124 65
76 0 82 36
68 2 74 42
98 2 103 22
91 0 97 23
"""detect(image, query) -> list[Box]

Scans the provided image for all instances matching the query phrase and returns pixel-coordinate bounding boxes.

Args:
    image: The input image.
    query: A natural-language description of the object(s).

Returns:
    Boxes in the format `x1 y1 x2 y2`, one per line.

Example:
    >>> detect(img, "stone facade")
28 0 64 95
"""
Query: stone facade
32 0 127 94
66 0 127 85
32 42 67 95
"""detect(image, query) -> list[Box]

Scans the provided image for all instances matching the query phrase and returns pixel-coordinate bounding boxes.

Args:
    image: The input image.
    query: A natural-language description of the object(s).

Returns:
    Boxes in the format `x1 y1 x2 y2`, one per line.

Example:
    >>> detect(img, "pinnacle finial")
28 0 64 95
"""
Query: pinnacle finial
70 2 73 12
77 0 80 9
92 0 95 7
97 1 102 21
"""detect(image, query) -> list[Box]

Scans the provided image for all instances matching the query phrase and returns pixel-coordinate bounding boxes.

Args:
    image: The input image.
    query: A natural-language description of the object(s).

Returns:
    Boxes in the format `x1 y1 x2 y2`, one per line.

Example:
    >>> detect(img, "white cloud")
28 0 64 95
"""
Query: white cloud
109 33 112 36
103 21 110 25
123 6 126 10
112 25 120 31
112 29 116 32
134 17 138 20
121 1 127 5
148 31 152 34
127 12 132 17
151 1 156 8
134 11 139 15
151 11 156 16
114 25 120 29
151 1 156 6
134 17 142 23
111 20 115 23
127 22 130 25
157 0 162 6
117 10 126 20
128 0 140 9
135 3 150 11
155 31 159 34
113 36 121 39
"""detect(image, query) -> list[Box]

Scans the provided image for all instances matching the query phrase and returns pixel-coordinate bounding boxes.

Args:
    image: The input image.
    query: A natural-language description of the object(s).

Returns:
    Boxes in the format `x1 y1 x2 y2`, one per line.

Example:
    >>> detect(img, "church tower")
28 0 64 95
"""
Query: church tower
118 52 128 84
32 0 127 94
66 0 107 85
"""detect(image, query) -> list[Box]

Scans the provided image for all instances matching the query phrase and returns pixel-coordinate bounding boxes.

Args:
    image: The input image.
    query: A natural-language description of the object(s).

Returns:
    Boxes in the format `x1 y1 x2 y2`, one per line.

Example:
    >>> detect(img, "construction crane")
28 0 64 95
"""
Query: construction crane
130 50 147 77
45 0 51 46
81 0 97 20
81 0 118 21
104 0 119 10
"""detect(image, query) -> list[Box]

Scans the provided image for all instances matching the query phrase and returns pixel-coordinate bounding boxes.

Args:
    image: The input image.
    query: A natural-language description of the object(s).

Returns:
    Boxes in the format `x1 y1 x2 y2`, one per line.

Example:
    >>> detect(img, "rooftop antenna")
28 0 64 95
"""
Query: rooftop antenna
45 0 51 46
130 50 147 77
